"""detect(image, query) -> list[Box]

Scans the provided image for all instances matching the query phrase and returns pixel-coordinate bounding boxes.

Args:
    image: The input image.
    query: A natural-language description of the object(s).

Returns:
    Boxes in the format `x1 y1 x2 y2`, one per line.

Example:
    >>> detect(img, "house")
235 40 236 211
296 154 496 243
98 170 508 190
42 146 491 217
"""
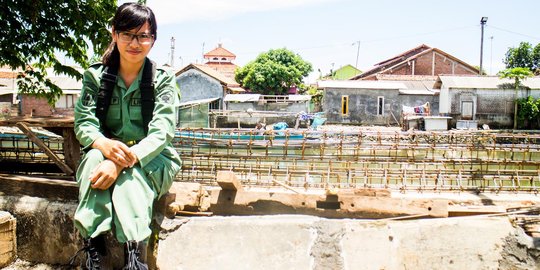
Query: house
177 97 220 128
436 75 540 128
0 67 19 117
318 79 439 126
0 66 82 117
175 63 245 108
224 94 311 112
18 73 82 117
175 63 246 128
0 66 18 104
216 94 312 128
322 64 362 80
203 43 239 80
352 44 479 80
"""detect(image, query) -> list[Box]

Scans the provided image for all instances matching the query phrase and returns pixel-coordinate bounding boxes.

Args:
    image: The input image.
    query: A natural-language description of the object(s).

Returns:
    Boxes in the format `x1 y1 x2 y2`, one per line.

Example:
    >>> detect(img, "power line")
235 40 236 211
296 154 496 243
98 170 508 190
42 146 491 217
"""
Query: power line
489 25 540 40
234 25 476 56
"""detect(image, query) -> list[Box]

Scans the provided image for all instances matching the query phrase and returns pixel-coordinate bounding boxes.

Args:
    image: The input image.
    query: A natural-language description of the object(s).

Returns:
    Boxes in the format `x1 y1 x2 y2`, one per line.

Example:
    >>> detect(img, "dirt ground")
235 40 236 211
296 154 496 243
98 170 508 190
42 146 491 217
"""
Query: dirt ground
2 259 60 270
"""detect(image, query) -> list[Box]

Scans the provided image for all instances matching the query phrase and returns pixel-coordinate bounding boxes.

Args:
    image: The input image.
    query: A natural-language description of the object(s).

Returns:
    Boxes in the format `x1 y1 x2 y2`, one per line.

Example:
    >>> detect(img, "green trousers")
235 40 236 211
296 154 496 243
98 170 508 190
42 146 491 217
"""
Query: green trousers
74 149 179 243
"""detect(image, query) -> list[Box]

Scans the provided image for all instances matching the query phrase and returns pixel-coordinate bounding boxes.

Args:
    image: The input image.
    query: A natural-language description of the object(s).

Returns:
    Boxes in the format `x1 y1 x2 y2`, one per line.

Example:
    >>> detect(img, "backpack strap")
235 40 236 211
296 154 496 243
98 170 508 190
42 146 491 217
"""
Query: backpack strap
95 64 118 136
140 58 156 135
95 58 156 137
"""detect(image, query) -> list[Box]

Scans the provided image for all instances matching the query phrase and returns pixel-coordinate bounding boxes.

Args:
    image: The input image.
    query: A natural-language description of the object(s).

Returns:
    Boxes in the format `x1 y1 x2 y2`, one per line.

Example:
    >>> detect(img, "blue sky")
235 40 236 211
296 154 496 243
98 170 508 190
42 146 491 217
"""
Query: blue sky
126 0 540 82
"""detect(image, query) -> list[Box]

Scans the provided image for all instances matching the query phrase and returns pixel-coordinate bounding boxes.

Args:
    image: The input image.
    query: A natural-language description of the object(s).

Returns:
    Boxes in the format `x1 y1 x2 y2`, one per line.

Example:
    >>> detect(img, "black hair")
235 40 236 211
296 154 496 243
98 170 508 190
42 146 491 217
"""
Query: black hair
102 2 157 67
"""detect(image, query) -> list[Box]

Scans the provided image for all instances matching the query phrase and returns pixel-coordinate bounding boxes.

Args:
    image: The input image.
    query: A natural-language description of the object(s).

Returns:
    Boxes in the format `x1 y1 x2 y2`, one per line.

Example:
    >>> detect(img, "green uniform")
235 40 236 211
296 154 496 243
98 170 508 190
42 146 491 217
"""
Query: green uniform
73 59 181 243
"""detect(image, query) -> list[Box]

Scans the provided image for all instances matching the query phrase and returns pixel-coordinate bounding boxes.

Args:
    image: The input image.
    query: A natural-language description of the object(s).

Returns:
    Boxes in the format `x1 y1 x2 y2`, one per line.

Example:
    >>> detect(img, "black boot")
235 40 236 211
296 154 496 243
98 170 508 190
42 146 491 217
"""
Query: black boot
123 241 148 270
69 235 107 269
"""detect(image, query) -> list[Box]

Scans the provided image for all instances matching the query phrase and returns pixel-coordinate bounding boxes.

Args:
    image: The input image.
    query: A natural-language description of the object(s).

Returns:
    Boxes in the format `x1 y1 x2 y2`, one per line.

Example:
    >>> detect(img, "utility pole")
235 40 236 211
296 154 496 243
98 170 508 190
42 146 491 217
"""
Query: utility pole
353 40 361 70
201 42 205 63
490 36 494 75
170 37 175 67
479 17 488 75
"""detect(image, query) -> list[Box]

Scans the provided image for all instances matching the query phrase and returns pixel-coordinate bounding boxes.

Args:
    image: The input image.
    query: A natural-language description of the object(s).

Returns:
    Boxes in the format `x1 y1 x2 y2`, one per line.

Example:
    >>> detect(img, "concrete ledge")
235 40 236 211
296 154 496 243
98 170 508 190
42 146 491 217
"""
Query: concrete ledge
157 215 540 270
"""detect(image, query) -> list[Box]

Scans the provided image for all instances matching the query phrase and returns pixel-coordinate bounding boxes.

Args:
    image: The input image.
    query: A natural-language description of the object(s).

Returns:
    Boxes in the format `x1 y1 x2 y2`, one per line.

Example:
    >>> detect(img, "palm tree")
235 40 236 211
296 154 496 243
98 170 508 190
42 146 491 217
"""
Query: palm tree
498 67 534 129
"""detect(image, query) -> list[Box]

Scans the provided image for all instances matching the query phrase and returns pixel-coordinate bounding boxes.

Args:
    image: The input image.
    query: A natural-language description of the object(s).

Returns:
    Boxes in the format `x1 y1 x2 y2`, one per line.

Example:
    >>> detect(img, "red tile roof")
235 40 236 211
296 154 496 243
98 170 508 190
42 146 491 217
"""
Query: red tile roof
0 71 18 79
351 44 479 80
176 63 241 88
204 44 236 59
205 62 238 80
0 66 20 79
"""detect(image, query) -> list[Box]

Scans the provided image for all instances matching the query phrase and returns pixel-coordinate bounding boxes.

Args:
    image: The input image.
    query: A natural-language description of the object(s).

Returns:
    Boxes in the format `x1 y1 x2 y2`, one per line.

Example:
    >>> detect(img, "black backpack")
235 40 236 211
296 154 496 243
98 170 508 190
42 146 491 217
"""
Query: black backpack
95 58 156 135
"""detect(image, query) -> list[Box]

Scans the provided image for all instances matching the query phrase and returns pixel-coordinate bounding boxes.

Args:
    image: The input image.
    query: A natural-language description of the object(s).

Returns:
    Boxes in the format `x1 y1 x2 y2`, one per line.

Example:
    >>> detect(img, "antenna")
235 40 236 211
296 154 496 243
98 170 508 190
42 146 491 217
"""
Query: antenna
170 37 175 67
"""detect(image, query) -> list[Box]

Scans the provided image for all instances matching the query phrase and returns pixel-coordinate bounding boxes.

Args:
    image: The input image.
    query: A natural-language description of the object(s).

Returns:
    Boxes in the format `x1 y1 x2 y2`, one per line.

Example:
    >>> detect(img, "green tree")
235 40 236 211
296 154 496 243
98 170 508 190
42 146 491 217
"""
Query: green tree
498 67 534 129
235 48 313 95
503 42 540 74
297 83 323 111
0 0 116 105
516 96 540 128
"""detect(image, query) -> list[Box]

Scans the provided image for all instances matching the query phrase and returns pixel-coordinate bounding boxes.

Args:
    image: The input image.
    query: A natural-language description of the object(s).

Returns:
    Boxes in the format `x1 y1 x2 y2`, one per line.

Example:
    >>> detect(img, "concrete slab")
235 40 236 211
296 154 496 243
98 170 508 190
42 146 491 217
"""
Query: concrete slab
342 217 513 270
157 215 537 270
157 215 319 270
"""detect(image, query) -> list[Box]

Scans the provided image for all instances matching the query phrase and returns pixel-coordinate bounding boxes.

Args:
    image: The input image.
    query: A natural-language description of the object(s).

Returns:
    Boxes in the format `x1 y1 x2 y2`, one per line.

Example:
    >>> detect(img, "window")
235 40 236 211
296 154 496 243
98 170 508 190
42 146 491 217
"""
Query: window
209 99 220 110
341 95 349 115
377 96 384 116
54 94 76 109
461 101 473 119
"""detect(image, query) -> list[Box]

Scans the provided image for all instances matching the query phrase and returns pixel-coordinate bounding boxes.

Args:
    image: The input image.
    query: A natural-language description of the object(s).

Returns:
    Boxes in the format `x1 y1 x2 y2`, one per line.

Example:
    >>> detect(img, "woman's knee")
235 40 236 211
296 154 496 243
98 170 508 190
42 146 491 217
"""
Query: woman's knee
84 148 105 163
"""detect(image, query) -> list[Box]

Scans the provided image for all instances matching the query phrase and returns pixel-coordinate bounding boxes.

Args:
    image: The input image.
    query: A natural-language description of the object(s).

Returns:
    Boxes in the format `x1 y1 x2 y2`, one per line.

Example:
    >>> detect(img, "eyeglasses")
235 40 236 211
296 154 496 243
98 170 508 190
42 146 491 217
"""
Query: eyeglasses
116 31 154 44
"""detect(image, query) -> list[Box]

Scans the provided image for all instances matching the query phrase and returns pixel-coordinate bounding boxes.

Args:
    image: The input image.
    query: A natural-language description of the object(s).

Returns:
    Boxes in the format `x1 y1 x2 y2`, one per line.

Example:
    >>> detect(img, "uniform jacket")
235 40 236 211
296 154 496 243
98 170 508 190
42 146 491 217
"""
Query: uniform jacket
74 59 181 169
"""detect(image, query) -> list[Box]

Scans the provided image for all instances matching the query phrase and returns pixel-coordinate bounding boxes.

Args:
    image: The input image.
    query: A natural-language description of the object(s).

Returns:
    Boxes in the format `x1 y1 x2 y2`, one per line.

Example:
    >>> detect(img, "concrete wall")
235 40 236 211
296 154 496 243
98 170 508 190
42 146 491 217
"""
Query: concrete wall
220 101 310 127
176 69 224 104
323 88 438 125
447 88 540 128
226 101 309 113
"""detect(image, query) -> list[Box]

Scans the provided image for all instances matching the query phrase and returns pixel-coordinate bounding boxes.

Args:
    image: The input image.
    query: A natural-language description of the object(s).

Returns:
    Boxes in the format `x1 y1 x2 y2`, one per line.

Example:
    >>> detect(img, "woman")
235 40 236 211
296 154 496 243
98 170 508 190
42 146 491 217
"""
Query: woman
72 3 181 269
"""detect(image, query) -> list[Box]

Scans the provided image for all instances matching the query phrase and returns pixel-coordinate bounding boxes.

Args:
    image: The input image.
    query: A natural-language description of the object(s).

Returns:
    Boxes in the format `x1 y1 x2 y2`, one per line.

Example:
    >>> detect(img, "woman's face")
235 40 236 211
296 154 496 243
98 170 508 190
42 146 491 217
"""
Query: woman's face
112 22 154 67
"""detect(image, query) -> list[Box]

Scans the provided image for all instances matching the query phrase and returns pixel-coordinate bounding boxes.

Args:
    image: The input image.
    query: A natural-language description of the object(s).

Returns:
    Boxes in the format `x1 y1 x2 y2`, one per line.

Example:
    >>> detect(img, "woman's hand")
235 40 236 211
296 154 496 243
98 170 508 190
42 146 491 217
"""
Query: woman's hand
92 137 138 168
89 159 123 190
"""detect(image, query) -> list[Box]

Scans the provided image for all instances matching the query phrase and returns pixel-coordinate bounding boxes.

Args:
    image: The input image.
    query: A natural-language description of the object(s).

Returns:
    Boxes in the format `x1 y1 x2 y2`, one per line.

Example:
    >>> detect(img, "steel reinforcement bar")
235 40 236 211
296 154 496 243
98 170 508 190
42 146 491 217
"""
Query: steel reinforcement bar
173 128 540 193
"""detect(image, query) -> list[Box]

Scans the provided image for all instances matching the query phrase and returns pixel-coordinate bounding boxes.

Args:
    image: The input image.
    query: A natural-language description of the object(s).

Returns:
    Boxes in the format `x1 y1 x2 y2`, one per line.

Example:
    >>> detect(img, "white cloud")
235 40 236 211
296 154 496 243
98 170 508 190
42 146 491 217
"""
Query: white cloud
144 0 338 25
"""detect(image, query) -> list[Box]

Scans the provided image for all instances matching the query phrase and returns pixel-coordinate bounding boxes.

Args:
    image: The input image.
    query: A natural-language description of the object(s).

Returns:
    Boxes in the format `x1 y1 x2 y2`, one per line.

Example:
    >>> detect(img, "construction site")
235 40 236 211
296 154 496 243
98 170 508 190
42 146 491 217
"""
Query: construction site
0 119 540 269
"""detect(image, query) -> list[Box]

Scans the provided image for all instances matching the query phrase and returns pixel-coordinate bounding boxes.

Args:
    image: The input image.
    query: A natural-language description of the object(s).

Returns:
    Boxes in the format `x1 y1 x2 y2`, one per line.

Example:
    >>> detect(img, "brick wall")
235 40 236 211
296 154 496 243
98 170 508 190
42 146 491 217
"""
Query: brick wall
383 52 478 77
21 95 53 116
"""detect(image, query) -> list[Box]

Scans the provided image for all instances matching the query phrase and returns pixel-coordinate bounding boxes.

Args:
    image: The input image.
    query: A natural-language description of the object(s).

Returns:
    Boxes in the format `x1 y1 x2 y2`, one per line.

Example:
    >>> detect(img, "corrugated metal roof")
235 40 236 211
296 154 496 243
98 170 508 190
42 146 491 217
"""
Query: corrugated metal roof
179 97 219 107
438 75 540 89
399 80 436 90
399 89 439 95
228 87 245 93
224 94 261 102
62 90 81 95
0 75 83 95
49 76 82 90
317 80 406 90
0 78 15 95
